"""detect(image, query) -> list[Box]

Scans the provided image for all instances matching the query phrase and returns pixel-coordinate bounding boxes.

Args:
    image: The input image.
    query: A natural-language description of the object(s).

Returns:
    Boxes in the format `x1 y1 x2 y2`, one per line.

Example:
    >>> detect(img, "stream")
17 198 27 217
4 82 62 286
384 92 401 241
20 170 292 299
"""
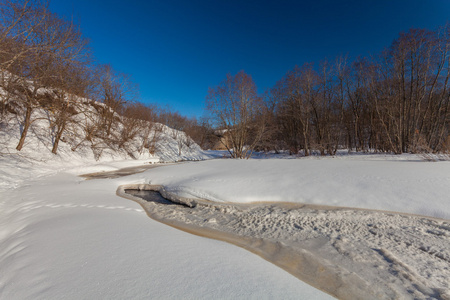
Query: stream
118 184 450 300
80 164 164 179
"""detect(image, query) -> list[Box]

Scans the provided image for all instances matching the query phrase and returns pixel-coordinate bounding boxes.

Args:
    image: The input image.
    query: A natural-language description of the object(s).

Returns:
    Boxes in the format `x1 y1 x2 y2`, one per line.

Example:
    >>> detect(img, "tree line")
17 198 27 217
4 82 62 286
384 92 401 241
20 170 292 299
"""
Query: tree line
0 0 214 157
207 26 450 158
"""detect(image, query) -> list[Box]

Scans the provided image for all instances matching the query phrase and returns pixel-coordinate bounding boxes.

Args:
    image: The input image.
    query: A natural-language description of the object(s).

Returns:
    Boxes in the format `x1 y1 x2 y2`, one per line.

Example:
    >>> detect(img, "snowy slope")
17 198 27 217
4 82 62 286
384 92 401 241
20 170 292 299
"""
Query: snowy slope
0 102 212 190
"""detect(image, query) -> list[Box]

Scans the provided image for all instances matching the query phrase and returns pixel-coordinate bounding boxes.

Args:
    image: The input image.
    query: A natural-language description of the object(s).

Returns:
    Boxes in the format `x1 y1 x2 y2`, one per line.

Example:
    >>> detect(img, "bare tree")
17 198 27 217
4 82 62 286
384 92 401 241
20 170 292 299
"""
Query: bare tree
369 28 450 153
117 101 158 155
273 65 318 156
206 71 266 158
0 0 90 151
95 64 137 138
183 117 218 150
0 0 48 141
46 62 92 154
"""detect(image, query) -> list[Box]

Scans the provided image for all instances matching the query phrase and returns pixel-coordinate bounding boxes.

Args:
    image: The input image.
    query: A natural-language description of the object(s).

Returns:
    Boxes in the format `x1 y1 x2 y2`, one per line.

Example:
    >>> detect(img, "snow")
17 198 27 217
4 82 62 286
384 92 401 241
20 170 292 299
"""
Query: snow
0 103 212 190
121 185 449 299
1 129 449 299
130 154 450 219
0 161 332 299
0 104 331 298
110 154 450 299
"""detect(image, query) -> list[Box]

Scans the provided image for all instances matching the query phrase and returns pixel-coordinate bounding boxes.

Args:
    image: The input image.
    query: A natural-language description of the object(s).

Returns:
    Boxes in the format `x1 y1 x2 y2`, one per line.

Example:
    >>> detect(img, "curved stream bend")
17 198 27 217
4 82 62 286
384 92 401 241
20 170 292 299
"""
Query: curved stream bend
80 164 164 180
117 184 450 300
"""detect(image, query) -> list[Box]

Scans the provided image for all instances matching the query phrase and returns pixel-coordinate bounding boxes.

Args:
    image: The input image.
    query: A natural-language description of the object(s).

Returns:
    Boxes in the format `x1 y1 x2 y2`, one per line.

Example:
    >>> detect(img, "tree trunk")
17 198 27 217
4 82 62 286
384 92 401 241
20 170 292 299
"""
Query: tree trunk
51 122 66 154
16 105 32 151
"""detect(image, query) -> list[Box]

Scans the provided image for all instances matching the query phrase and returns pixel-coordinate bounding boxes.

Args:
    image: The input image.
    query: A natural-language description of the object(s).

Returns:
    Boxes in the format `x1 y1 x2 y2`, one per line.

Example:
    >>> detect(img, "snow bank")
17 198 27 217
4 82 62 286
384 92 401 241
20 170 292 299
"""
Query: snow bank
134 154 450 220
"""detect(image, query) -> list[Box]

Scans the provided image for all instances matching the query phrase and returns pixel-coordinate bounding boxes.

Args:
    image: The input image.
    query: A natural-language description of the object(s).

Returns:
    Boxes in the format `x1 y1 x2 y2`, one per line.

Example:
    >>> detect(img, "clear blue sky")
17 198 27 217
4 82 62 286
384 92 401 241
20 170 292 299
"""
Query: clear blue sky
50 0 450 118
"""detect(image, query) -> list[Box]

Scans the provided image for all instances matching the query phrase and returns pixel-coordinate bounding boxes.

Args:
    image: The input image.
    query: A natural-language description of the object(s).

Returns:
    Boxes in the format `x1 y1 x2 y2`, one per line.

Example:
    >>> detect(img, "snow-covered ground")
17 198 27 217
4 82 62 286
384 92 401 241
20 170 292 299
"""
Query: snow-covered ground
135 153 450 219
1 152 449 299
0 158 333 299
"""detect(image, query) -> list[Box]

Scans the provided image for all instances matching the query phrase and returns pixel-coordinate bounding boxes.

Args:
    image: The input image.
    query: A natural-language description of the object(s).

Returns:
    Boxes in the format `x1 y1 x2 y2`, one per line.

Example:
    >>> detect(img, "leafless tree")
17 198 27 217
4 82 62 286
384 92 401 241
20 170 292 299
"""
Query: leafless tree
95 64 137 138
273 65 319 156
0 0 89 151
206 70 266 158
45 62 93 154
184 117 218 150
369 27 450 153
117 101 158 155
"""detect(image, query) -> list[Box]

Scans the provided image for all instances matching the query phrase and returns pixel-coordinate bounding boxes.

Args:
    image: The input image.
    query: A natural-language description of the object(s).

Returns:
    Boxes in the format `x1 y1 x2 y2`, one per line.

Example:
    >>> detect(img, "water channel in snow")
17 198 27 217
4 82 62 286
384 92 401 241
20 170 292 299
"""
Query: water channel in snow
118 184 450 300
80 164 164 179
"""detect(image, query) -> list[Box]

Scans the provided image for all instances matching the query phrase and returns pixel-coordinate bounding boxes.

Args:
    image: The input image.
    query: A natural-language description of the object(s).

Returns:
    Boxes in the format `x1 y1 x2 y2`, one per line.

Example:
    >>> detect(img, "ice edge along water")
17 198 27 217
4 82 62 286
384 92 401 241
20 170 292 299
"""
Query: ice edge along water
118 184 450 300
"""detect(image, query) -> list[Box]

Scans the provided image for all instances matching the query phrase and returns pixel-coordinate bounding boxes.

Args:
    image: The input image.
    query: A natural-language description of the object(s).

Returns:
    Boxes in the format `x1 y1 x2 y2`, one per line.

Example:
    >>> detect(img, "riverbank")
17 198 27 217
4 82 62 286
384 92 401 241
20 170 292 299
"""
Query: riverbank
119 184 450 300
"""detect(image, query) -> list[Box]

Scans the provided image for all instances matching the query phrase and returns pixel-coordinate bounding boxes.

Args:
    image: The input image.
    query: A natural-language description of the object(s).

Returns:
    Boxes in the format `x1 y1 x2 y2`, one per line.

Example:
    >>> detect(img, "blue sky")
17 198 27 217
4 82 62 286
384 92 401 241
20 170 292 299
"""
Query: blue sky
50 0 450 118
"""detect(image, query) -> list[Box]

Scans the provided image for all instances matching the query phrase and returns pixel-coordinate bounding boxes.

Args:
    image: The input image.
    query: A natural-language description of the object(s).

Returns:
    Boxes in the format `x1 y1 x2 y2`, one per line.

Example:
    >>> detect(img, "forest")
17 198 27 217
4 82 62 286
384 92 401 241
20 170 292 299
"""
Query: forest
1 0 448 159
207 27 450 158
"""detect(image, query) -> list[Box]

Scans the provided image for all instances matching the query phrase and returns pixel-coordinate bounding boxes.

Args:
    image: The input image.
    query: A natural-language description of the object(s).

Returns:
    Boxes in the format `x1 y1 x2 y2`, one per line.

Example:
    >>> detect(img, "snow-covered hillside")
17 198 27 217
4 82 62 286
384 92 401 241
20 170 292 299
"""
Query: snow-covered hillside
0 100 212 190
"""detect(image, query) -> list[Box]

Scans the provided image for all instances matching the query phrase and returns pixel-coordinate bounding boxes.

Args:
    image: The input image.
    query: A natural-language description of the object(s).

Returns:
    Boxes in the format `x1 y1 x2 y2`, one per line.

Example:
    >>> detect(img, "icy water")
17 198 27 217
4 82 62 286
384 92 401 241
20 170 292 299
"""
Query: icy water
125 189 189 206
80 164 163 179
119 185 450 300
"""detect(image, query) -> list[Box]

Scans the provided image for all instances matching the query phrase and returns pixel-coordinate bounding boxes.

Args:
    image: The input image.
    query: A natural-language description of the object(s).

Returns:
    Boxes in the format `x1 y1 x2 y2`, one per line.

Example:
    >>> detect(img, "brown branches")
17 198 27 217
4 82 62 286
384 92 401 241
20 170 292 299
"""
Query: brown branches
206 71 268 158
